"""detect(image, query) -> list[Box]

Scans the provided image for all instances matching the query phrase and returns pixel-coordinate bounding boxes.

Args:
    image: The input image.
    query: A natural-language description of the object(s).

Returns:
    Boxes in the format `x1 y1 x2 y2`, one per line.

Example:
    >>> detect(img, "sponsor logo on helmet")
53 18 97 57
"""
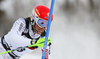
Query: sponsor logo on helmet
36 9 40 16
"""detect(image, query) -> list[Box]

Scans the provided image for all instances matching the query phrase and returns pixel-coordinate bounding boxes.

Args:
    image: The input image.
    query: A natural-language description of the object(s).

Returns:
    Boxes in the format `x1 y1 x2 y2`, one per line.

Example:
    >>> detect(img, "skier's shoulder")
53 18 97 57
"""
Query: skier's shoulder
16 17 26 24
12 18 26 29
15 17 30 25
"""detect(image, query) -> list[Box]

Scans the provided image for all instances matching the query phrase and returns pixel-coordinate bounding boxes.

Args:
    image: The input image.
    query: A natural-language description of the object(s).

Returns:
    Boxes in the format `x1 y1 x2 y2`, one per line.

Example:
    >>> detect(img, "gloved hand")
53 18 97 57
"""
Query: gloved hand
31 38 52 48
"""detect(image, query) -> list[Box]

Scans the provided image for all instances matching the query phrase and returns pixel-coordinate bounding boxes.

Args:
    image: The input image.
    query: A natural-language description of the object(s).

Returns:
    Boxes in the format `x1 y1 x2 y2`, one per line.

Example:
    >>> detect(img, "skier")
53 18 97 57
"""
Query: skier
0 5 53 59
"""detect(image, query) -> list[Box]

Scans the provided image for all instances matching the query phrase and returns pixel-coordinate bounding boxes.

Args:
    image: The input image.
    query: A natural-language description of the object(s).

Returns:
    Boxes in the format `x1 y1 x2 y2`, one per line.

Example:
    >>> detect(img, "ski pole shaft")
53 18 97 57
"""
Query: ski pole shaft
0 50 13 54
0 44 36 55
0 46 28 55
42 0 55 59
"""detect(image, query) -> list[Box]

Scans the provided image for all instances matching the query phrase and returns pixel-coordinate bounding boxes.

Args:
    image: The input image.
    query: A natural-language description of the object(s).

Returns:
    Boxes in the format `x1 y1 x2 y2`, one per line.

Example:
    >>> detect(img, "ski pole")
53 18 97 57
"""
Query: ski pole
0 44 36 55
42 0 55 59
0 38 51 55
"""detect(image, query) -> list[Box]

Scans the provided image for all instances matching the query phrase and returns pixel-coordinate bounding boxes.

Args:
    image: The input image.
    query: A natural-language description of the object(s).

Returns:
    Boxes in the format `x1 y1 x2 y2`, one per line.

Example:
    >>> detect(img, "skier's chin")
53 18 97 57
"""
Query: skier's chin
36 32 41 34
35 30 43 34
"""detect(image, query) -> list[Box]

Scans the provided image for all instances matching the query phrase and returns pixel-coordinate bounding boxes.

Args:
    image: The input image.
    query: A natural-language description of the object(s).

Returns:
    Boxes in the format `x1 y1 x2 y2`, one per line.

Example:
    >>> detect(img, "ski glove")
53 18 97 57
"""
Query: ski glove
32 38 52 48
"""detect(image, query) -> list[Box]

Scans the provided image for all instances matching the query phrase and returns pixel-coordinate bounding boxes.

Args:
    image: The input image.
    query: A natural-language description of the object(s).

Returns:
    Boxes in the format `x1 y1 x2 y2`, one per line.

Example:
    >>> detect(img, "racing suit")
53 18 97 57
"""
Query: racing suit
0 17 51 59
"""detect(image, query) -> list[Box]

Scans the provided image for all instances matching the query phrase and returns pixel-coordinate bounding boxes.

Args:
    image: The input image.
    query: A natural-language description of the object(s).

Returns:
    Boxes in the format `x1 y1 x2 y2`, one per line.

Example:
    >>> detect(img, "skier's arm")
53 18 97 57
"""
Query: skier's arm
5 18 31 47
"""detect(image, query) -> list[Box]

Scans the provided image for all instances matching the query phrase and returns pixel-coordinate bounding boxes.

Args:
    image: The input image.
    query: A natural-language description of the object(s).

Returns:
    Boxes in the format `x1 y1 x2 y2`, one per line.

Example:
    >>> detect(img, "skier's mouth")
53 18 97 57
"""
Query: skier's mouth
33 27 43 34
35 29 42 34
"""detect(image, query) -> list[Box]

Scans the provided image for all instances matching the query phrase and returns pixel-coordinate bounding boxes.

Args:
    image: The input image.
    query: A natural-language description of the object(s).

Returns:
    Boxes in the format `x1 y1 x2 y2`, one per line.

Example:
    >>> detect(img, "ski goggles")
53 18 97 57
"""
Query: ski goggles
31 13 48 28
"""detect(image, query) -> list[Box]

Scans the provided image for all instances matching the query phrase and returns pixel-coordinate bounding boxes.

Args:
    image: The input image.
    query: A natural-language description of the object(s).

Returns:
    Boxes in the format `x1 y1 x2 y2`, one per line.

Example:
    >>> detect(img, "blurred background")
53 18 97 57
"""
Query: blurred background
0 0 100 59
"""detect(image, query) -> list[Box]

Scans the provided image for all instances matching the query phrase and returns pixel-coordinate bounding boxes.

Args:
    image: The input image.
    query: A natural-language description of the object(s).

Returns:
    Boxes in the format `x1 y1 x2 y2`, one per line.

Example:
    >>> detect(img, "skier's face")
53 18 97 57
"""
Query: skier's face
33 23 46 34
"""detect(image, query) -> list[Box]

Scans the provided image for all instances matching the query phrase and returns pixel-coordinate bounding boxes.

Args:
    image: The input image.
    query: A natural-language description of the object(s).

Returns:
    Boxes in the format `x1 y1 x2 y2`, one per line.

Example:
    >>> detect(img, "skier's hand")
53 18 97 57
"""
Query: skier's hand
32 38 52 48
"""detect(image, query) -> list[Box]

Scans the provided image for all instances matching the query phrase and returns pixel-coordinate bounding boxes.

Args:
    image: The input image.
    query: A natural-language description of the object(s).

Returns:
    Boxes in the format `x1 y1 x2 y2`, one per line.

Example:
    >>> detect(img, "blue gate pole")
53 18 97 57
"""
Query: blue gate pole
42 0 55 59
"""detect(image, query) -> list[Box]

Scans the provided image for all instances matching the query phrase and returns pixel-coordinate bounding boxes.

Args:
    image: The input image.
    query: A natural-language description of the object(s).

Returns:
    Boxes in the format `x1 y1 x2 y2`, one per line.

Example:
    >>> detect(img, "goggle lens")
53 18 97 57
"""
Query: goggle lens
36 19 48 28
31 13 48 28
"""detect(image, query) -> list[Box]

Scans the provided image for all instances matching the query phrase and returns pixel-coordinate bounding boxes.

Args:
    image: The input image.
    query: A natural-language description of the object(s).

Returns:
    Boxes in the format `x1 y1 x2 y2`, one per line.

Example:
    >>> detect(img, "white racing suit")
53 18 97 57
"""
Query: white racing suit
0 18 51 59
0 37 13 59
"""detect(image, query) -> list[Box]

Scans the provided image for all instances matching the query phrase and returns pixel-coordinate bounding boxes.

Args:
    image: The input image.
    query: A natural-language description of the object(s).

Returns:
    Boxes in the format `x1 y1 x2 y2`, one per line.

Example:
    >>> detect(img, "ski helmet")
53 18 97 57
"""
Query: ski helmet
31 5 53 28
